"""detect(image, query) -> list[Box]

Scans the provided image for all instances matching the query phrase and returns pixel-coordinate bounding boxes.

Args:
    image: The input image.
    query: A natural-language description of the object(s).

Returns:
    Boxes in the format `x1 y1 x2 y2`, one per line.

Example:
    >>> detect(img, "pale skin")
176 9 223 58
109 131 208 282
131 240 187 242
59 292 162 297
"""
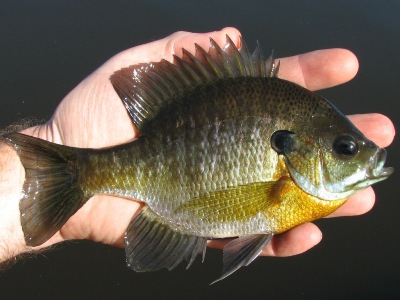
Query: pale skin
0 27 395 264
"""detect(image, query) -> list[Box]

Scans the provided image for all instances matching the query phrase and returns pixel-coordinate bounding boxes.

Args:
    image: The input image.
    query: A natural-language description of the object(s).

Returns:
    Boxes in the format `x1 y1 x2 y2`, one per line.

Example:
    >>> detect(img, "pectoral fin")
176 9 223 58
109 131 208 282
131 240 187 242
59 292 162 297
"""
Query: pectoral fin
177 181 279 223
211 234 273 284
125 206 207 272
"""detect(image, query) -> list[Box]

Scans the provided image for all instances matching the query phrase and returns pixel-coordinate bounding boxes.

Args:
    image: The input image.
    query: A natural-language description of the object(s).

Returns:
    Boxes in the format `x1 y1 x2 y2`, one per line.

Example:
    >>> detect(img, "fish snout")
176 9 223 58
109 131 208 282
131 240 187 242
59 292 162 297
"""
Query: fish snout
370 148 393 178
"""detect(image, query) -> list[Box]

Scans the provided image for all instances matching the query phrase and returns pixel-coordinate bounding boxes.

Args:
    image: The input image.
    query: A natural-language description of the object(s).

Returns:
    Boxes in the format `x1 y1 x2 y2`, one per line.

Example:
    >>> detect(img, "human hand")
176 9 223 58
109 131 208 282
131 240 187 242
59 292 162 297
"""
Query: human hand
9 27 395 258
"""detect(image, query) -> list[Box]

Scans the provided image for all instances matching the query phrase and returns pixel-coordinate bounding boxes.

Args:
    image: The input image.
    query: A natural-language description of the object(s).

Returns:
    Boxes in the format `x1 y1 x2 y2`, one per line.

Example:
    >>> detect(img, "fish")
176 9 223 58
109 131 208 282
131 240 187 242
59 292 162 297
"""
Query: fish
3 35 393 283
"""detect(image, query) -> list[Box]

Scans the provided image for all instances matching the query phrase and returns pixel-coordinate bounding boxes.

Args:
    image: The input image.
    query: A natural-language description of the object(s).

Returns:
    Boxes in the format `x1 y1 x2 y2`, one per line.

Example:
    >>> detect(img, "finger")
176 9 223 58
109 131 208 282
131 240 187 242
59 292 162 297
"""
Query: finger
348 113 395 148
263 222 322 257
163 27 241 60
105 31 358 94
104 27 241 72
279 48 359 91
327 187 375 218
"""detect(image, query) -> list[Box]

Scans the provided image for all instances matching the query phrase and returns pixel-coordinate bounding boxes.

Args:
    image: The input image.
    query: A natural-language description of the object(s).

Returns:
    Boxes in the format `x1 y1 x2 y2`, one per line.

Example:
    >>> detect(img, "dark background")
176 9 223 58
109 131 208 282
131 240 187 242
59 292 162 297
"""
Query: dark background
0 1 399 299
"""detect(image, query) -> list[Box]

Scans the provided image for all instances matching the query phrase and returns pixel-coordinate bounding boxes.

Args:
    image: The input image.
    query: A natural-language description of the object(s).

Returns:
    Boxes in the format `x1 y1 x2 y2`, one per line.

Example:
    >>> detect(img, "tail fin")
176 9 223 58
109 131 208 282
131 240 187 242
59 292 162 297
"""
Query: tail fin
3 132 88 246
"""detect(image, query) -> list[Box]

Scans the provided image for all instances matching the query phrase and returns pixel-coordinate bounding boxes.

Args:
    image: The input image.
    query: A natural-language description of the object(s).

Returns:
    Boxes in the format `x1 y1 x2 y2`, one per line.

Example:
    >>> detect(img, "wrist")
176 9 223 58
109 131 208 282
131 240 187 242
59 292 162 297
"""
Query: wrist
0 141 28 262
0 124 53 263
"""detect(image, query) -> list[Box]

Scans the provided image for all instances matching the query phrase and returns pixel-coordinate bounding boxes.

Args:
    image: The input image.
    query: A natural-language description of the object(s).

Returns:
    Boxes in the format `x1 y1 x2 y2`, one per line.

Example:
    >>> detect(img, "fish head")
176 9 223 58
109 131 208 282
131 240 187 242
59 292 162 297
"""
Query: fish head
271 119 393 200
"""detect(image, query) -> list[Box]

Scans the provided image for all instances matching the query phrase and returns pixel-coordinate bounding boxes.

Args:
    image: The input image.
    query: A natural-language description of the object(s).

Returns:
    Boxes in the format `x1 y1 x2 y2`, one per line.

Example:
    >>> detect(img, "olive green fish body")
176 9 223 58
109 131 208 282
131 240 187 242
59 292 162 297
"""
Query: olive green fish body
4 35 393 283
79 77 342 237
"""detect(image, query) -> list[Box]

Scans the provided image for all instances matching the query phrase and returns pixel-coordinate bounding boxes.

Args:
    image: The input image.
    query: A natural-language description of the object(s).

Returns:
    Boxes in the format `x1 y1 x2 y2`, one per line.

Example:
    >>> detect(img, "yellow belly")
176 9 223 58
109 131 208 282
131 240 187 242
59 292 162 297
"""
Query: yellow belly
265 176 347 234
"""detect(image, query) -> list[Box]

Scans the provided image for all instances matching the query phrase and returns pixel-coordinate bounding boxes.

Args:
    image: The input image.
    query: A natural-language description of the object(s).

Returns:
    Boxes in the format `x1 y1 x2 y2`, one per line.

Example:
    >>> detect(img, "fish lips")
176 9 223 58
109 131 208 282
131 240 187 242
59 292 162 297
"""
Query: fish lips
370 148 394 178
352 148 394 191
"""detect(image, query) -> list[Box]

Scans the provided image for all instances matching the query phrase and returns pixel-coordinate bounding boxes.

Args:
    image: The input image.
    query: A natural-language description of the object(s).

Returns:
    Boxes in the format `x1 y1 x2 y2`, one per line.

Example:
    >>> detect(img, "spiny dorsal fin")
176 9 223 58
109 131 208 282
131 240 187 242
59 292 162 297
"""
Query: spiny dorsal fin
110 35 279 133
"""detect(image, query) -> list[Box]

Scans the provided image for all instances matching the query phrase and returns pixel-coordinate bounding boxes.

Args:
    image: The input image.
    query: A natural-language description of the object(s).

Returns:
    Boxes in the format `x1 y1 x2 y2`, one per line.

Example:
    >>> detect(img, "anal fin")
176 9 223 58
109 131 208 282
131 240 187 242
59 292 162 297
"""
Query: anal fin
125 206 207 272
211 234 273 284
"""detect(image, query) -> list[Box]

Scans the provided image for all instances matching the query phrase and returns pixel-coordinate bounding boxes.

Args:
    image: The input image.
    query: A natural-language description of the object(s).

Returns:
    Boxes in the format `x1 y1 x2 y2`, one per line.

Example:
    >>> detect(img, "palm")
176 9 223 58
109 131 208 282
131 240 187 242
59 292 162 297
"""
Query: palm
46 72 135 147
25 28 394 257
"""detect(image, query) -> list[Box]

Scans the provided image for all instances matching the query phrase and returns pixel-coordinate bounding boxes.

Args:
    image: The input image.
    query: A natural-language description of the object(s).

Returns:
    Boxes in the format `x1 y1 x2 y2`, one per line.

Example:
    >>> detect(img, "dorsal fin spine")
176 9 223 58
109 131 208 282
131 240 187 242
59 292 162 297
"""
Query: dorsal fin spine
251 41 265 77
144 69 172 101
157 60 187 93
173 55 203 85
110 35 278 132
209 38 235 77
181 48 213 82
238 40 254 76
224 35 247 77
136 72 164 110
194 43 224 79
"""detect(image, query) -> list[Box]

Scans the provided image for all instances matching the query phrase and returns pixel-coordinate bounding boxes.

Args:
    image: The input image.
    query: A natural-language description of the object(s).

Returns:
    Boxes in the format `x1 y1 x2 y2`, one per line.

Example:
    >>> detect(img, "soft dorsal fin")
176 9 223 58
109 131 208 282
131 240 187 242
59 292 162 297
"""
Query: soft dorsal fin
110 35 279 133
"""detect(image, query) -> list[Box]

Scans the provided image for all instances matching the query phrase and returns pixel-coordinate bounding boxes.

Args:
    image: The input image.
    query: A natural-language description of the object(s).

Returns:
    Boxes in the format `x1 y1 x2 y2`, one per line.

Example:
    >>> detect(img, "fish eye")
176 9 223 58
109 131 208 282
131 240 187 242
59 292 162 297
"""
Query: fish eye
271 130 294 154
333 134 358 159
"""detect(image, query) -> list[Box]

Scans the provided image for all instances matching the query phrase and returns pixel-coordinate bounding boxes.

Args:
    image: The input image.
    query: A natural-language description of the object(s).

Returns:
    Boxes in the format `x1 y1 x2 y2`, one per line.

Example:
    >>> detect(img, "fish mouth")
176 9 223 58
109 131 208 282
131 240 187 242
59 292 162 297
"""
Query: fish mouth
370 148 394 179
